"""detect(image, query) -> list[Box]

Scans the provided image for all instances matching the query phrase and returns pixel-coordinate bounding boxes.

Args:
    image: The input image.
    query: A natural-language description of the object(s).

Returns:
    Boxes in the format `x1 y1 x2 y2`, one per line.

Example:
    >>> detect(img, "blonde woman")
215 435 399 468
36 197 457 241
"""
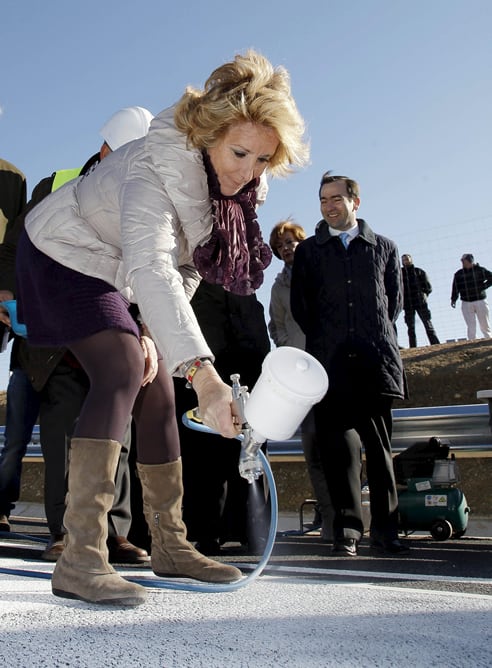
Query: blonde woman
17 51 309 606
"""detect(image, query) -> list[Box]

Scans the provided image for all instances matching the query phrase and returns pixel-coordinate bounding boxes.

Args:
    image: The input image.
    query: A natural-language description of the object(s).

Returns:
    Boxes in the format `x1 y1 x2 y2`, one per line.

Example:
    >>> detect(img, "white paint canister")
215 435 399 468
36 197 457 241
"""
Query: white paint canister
244 347 328 442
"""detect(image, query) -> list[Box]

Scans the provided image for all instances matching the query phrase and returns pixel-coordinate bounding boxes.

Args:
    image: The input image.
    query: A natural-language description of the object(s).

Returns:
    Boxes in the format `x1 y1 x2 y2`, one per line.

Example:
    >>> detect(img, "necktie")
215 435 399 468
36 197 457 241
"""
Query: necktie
340 232 349 249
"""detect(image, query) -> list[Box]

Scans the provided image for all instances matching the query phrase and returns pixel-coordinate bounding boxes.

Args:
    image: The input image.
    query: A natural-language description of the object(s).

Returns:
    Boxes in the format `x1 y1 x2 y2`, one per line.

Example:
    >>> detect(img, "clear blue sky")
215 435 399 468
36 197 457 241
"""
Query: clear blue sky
1 0 491 390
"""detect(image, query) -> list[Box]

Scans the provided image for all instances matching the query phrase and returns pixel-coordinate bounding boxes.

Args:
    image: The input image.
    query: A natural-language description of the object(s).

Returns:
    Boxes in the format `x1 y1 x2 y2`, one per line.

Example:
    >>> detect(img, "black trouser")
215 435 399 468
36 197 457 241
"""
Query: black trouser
38 359 132 537
314 393 399 542
178 411 269 549
176 281 271 547
404 304 440 347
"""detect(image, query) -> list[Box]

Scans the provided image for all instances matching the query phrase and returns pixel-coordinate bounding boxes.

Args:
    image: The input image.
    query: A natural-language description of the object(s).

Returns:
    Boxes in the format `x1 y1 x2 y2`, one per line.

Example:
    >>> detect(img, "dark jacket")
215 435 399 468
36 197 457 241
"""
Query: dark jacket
0 175 54 295
0 158 27 370
0 159 26 245
402 265 432 310
291 218 405 399
451 264 492 303
190 280 270 390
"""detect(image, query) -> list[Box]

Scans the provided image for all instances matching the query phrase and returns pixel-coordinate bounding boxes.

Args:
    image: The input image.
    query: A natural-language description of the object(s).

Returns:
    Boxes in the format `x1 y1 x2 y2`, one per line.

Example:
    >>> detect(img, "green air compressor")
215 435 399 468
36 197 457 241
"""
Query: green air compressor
394 438 470 541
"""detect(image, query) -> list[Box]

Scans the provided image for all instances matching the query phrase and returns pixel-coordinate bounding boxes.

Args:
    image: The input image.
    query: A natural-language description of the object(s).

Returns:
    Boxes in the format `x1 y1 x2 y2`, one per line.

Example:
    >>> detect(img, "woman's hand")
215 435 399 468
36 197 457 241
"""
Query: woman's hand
191 364 241 438
140 335 158 386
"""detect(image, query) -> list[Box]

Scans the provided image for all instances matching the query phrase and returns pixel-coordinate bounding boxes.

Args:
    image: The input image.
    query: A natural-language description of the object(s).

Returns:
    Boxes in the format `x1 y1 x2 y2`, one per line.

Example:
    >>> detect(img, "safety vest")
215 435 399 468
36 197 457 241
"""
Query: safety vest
51 167 82 192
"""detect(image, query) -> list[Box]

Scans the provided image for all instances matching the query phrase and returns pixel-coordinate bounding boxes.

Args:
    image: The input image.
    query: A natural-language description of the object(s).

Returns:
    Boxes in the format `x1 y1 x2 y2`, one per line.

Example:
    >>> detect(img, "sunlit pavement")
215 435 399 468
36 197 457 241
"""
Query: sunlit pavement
0 505 491 667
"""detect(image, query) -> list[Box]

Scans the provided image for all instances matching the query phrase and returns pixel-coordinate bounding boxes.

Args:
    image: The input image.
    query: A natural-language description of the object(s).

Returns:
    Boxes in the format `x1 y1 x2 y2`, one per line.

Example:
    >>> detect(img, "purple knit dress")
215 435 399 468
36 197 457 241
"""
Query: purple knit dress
16 231 139 346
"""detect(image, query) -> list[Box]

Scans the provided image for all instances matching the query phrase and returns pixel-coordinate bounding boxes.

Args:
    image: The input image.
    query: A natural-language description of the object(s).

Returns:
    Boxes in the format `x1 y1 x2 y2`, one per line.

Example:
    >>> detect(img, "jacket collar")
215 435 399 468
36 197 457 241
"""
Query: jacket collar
315 218 376 246
278 265 292 285
80 152 100 176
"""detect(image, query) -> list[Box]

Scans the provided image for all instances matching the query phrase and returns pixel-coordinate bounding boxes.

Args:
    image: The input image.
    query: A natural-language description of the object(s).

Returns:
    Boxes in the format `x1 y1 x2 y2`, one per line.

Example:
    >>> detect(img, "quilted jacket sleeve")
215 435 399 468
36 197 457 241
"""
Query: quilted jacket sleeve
384 241 403 324
118 156 213 374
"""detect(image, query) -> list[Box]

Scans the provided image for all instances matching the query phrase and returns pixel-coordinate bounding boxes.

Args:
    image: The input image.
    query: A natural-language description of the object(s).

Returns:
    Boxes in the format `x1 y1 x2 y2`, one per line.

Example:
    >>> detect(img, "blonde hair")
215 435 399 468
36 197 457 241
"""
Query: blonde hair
269 217 306 258
174 50 309 177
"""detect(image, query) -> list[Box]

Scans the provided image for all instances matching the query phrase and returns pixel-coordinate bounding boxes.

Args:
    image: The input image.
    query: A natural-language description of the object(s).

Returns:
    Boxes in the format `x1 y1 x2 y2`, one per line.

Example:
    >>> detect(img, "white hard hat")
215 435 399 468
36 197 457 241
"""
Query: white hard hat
99 106 154 150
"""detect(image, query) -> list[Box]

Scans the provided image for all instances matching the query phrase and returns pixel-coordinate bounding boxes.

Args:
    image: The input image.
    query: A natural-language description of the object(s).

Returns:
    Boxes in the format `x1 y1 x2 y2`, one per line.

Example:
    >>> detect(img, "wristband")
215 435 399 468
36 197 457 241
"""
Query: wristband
182 358 213 388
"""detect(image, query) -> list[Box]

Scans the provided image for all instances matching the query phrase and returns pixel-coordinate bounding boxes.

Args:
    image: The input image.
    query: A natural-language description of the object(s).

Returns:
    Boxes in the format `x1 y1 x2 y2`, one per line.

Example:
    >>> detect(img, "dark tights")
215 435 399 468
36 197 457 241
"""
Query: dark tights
69 329 180 464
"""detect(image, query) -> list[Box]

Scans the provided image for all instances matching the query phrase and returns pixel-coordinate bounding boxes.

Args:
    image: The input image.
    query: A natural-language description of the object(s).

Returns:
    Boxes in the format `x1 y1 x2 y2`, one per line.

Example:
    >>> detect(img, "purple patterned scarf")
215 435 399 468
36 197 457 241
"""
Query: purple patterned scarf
193 152 272 296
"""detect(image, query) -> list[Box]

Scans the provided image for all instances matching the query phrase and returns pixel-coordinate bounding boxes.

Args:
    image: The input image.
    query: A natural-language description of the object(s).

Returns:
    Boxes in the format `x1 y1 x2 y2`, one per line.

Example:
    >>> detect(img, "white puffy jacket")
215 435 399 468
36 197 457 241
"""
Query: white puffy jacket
25 106 268 374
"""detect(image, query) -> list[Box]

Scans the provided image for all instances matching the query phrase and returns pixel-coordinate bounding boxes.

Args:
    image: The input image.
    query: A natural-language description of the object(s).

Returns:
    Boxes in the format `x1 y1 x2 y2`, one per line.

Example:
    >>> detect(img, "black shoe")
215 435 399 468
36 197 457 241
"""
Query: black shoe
107 536 151 563
0 514 10 532
242 536 268 556
370 537 410 555
41 533 65 561
332 537 358 556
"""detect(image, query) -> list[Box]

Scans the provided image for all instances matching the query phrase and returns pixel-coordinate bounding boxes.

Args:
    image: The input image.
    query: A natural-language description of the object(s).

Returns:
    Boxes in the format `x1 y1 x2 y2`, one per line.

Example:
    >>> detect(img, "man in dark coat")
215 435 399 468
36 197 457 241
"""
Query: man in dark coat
291 173 408 556
401 254 440 347
0 158 29 535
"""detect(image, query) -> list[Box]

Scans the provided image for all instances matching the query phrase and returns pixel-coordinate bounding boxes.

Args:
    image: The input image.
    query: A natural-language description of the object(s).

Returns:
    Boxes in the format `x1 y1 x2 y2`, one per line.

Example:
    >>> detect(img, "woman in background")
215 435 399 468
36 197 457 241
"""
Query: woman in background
269 219 334 541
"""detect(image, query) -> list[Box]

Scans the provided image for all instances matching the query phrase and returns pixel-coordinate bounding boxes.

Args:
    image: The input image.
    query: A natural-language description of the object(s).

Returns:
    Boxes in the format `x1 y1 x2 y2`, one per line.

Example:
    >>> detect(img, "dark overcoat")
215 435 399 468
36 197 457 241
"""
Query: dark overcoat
291 218 405 400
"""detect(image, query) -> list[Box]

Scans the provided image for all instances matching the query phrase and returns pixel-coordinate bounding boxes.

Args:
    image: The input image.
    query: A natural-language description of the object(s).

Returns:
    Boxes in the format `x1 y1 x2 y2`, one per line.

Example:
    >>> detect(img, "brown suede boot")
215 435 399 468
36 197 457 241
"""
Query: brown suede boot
137 459 242 583
52 438 147 606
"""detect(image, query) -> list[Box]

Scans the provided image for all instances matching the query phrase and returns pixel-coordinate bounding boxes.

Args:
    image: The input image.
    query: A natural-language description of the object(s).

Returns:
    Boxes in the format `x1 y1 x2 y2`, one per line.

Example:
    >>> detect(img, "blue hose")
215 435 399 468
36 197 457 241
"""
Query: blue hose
0 450 278 592
0 531 48 544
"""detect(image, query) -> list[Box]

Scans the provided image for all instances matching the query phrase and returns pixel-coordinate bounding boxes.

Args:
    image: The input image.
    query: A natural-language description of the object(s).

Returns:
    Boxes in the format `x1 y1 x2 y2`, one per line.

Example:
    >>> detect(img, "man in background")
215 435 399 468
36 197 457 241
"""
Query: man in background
451 254 492 339
401 253 440 348
0 159 26 243
0 158 29 534
291 173 408 557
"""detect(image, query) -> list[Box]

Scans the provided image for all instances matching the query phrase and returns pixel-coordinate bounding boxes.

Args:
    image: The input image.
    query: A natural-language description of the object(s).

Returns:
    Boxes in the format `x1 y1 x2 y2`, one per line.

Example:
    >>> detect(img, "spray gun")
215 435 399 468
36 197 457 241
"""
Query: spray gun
230 373 265 485
184 347 329 484
182 373 265 485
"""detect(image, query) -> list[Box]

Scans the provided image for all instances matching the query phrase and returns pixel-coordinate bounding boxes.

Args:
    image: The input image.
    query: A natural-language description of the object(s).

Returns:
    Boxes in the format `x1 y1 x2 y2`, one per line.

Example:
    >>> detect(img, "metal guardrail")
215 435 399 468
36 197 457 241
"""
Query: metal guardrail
267 403 492 457
390 404 492 453
4 403 491 461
